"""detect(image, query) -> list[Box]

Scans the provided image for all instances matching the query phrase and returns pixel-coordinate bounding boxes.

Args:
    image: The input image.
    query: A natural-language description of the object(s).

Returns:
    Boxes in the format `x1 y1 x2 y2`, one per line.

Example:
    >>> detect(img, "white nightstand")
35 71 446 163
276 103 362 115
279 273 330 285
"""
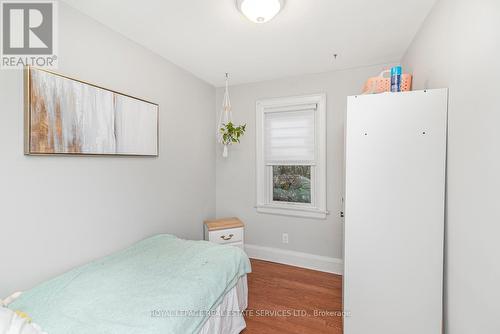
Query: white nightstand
204 217 245 250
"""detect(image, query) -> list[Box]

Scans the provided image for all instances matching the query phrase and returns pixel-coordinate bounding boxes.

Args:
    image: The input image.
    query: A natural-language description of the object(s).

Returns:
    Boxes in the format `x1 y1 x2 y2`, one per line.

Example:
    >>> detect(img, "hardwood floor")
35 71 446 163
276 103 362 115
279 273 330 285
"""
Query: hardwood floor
242 259 343 334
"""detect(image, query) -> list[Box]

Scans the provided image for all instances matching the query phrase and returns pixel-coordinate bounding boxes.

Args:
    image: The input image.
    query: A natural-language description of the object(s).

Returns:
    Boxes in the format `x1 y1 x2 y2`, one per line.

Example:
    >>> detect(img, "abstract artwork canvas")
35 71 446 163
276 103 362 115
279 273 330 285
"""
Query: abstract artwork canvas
25 67 159 156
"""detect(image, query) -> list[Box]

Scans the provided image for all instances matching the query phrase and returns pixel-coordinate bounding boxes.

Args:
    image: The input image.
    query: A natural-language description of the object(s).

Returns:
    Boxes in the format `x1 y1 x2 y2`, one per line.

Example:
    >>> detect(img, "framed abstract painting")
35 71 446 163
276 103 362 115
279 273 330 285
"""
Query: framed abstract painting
24 67 159 156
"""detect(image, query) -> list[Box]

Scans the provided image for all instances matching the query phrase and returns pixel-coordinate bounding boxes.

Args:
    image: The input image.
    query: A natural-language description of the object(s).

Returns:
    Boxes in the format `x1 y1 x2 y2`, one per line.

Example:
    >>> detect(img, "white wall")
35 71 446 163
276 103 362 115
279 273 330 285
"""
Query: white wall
402 0 500 333
0 3 215 298
215 64 394 261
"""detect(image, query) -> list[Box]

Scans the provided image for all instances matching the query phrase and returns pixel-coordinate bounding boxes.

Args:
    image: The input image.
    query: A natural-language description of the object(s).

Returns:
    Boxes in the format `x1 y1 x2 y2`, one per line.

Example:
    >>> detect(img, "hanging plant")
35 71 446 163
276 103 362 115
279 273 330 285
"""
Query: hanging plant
220 122 247 146
219 122 246 158
217 73 247 158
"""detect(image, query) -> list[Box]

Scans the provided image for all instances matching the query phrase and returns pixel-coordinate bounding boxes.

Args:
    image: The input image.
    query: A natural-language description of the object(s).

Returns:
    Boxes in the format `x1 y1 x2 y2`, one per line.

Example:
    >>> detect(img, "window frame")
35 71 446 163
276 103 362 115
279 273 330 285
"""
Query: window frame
256 94 327 219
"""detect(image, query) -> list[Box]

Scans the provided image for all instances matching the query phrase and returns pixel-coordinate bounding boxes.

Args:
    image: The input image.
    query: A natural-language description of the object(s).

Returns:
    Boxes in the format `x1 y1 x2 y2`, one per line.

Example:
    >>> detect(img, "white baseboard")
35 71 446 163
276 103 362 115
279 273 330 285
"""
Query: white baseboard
245 244 343 275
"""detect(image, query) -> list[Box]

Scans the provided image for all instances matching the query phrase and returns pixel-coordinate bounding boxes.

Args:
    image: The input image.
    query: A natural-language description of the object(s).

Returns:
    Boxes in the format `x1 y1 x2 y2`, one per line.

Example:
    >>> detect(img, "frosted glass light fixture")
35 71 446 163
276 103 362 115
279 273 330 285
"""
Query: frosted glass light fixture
236 0 285 23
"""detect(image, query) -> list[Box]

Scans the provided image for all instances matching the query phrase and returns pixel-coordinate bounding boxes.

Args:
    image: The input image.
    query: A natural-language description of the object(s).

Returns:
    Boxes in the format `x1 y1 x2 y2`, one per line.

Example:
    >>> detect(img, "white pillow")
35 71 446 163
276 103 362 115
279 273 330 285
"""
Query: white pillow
0 307 47 334
1 292 23 307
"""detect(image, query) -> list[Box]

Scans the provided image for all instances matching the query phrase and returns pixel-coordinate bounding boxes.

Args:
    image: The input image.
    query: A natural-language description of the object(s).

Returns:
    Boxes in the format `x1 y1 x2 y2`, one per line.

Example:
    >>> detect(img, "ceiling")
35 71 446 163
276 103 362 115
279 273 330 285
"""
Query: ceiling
62 0 437 87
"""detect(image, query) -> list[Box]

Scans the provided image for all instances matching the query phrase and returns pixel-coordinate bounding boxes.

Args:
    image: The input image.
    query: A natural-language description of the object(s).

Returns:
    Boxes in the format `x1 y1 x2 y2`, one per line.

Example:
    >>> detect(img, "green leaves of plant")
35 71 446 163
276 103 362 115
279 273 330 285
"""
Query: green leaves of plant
220 121 247 145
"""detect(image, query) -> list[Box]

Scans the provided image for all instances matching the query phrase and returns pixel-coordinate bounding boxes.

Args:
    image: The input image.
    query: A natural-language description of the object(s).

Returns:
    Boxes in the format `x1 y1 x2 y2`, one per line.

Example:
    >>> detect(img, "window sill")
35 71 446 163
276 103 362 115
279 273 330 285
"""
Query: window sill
256 204 328 220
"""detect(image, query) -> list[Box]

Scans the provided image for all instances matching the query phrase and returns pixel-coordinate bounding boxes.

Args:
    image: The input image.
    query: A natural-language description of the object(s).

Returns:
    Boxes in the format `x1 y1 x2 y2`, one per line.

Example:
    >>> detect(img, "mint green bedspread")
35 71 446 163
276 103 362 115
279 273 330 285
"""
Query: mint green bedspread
9 234 251 334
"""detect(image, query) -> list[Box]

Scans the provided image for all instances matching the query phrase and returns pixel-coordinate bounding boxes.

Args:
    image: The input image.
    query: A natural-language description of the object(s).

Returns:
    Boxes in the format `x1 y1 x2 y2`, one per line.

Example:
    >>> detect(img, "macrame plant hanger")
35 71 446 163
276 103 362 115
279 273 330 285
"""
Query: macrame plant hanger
217 73 233 158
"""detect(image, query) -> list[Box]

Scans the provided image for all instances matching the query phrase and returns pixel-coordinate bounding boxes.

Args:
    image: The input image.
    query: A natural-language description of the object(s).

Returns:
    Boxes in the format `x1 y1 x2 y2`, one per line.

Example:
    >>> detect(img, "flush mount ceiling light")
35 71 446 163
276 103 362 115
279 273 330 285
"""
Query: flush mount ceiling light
236 0 285 24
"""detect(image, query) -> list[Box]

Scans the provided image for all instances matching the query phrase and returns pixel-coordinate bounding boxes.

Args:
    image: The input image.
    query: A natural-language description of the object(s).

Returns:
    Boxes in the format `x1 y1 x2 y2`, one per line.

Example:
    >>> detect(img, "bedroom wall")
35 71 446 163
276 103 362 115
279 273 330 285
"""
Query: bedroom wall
0 3 215 297
215 63 394 266
402 0 500 333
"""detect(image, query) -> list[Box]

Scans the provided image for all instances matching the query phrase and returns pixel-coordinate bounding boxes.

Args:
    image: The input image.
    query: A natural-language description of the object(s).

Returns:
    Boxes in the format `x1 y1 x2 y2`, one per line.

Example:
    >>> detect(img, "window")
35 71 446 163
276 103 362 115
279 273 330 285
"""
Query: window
256 94 327 219
273 165 311 203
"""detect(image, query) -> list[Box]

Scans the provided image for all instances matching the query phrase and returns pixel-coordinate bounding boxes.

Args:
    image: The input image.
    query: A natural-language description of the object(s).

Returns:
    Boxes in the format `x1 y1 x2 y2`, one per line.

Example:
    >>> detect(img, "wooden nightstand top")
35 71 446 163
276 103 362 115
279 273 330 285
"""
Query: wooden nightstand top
204 217 244 231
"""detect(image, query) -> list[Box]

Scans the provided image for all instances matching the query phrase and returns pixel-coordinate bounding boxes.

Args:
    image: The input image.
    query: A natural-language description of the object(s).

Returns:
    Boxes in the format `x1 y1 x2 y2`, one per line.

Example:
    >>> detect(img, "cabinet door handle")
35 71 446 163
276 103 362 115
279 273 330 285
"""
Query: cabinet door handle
220 234 234 241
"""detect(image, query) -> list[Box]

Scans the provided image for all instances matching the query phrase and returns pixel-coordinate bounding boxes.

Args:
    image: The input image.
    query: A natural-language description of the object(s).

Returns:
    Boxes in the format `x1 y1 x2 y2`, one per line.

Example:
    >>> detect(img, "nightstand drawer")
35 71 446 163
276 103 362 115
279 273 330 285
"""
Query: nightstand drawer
208 227 244 245
227 241 244 250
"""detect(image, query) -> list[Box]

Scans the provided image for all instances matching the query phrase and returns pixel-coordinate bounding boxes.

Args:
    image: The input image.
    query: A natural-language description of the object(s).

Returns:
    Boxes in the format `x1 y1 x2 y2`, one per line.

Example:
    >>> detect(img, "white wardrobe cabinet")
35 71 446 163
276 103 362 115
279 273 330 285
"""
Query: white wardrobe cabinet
343 89 448 334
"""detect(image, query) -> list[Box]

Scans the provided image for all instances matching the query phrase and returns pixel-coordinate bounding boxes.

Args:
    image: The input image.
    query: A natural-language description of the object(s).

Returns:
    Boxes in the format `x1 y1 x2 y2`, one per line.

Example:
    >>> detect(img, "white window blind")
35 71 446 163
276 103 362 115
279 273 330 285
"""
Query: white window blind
264 105 316 163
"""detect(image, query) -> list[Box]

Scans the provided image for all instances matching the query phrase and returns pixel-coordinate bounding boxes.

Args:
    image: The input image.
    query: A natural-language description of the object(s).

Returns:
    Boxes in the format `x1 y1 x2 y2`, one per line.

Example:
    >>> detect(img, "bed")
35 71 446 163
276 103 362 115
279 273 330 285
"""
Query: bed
1 234 251 334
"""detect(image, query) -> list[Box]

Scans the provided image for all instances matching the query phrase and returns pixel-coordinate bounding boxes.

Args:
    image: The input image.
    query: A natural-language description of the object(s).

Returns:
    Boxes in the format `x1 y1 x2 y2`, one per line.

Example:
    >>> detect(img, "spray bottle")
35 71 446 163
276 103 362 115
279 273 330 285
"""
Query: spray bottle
390 66 402 92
